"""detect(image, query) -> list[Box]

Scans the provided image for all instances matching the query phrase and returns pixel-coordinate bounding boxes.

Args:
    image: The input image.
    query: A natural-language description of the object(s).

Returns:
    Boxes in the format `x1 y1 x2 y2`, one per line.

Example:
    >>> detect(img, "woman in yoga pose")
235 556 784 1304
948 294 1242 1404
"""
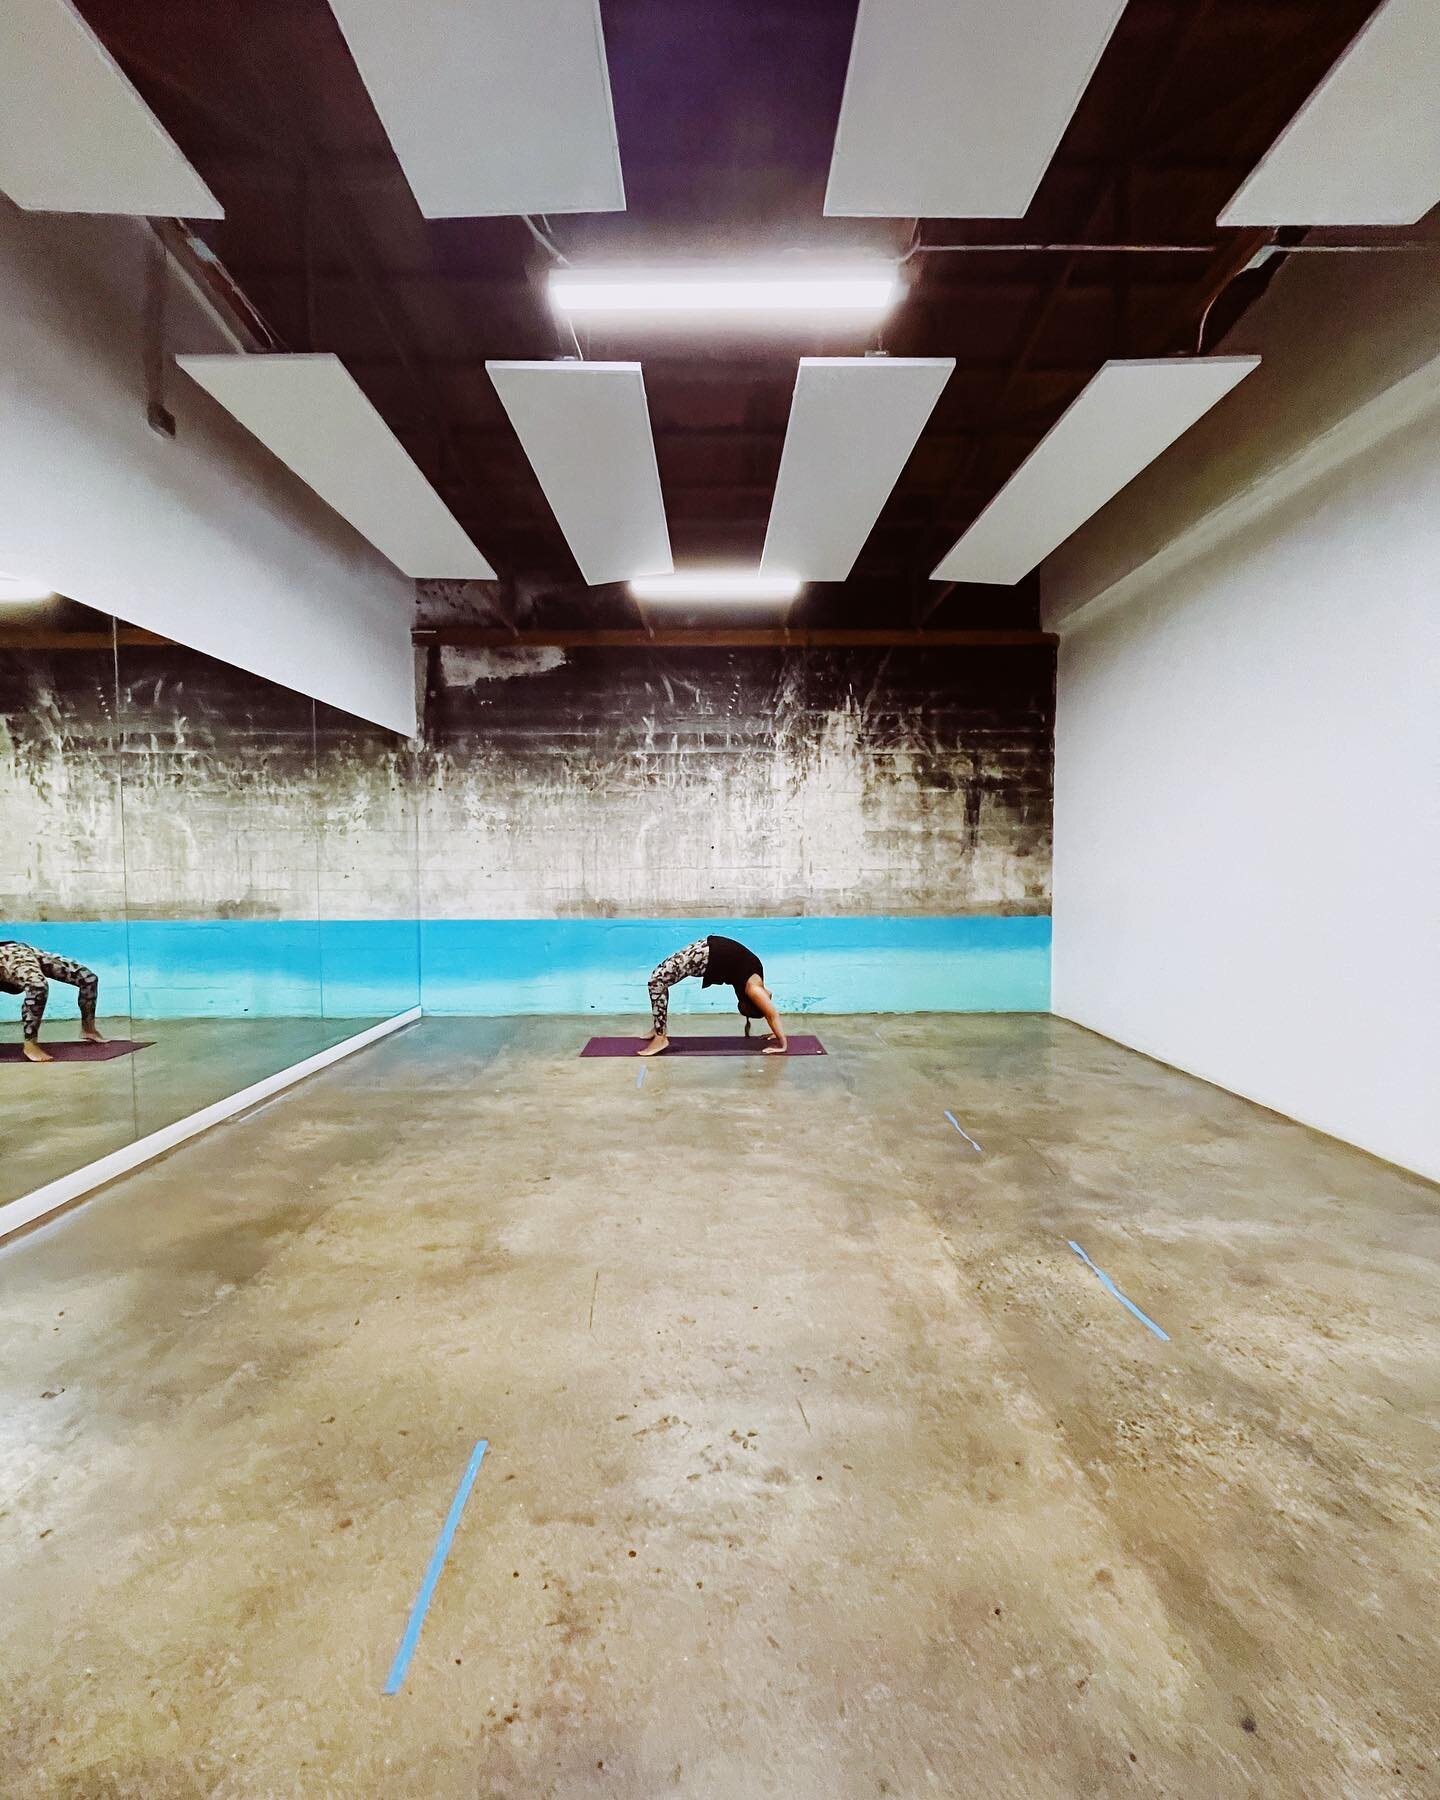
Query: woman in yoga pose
639 934 787 1057
0 939 104 1064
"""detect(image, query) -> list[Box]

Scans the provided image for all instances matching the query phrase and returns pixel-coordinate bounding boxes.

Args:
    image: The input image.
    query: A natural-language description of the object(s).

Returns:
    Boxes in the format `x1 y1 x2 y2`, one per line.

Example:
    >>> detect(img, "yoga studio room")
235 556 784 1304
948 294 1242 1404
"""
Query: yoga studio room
2 0 1438 1793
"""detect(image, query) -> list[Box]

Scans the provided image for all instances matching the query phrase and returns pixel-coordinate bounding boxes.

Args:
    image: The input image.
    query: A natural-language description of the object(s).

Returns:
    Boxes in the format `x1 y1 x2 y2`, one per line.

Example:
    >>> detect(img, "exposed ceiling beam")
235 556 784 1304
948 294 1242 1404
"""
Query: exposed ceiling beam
416 627 1056 649
420 421 1063 456
354 355 1104 380
0 629 168 650
201 150 1246 193
239 264 1206 293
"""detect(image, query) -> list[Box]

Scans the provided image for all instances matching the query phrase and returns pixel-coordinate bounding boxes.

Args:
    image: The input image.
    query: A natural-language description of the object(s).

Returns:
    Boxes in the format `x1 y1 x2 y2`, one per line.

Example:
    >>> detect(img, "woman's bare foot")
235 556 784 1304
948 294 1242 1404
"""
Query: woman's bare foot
81 1024 105 1044
636 1033 670 1057
21 1040 54 1064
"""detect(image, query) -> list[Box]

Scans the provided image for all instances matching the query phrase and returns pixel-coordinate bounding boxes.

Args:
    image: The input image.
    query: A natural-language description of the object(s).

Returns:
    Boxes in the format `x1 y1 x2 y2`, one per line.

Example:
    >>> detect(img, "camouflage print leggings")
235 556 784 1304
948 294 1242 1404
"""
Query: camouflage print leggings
0 942 99 1041
648 938 709 1036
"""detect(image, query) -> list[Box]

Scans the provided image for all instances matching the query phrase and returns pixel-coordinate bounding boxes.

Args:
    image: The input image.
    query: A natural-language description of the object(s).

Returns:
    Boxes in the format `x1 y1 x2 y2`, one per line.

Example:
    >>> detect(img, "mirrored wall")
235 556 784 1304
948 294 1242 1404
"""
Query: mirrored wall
0 616 138 1200
0 609 419 1214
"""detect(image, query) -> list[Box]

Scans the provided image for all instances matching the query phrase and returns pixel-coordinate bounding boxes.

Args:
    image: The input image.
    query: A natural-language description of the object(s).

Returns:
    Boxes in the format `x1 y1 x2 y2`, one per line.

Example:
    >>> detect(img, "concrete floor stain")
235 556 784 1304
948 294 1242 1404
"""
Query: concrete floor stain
0 1014 1437 1797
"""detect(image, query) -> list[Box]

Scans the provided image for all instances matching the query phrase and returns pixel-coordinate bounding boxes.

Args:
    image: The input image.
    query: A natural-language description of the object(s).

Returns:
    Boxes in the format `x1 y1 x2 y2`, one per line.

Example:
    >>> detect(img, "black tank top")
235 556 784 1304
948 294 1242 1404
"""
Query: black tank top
702 935 763 995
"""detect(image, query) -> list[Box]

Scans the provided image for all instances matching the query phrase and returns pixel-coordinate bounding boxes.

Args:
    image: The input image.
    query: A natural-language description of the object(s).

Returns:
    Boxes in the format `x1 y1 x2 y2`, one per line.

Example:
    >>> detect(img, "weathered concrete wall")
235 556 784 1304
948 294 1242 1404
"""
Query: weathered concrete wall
0 648 125 927
3 640 1052 922
421 644 1053 918
2 637 1053 1014
1 646 418 925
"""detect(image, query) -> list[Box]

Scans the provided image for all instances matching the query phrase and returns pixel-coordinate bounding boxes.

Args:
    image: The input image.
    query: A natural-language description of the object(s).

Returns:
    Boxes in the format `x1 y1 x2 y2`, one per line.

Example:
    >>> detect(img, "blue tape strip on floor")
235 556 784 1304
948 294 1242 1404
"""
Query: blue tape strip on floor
943 1111 983 1153
636 1066 646 1088
1067 1241 1169 1342
384 1438 489 1694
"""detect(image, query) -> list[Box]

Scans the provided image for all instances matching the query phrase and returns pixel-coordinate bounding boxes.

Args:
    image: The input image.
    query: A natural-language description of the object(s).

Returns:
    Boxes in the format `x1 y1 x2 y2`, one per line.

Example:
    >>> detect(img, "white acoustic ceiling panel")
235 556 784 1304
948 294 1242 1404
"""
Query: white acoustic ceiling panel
486 362 671 585
176 354 496 578
932 358 1261 585
1219 0 1440 225
761 357 954 580
0 0 221 217
326 0 623 217
825 0 1128 218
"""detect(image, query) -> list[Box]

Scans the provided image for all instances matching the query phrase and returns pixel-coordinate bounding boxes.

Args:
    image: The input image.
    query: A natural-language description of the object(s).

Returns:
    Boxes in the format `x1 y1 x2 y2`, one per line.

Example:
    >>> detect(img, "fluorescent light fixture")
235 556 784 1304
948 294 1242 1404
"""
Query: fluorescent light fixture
932 357 1261 585
486 362 670 585
631 571 803 603
326 0 623 217
547 265 901 321
0 572 58 604
761 357 954 581
1219 0 1440 226
825 0 1127 218
176 353 495 578
0 0 222 217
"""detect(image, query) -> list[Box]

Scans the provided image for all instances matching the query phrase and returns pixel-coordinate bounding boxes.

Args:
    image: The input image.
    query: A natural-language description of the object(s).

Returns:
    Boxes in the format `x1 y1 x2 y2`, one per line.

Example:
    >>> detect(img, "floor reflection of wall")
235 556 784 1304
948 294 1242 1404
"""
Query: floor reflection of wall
0 1017 384 1209
0 1014 137 1206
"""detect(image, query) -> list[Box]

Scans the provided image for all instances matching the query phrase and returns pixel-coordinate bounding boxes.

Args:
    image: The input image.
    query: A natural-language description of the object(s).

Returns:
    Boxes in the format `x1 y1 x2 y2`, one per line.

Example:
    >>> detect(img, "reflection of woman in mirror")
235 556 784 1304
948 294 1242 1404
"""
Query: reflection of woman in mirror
0 940 103 1064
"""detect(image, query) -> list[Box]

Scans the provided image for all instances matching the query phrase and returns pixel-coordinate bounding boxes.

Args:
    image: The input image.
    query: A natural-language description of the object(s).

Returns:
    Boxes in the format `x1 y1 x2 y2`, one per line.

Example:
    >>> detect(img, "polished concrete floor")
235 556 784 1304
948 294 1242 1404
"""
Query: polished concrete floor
2 1015 1437 1797
0 1016 389 1205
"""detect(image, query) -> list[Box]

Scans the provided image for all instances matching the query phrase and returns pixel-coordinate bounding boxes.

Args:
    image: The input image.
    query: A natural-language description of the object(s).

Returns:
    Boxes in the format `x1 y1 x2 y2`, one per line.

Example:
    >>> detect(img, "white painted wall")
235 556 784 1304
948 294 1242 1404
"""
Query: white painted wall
1046 242 1440 1180
0 199 416 733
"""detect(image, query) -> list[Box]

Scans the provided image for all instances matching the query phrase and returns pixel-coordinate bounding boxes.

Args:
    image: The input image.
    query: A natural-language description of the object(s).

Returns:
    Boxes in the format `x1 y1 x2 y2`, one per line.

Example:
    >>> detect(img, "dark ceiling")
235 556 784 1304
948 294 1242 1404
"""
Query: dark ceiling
75 0 1389 630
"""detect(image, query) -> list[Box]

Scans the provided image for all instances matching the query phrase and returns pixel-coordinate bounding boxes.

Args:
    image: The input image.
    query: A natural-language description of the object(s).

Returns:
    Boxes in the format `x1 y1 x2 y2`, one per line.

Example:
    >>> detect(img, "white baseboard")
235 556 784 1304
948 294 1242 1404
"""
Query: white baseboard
0 1007 421 1245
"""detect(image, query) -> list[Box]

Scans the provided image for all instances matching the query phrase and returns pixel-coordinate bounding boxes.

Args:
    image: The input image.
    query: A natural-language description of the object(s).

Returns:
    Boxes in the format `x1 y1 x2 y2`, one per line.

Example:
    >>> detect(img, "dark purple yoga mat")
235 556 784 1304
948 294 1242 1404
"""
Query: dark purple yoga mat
0 1039 153 1064
581 1035 826 1058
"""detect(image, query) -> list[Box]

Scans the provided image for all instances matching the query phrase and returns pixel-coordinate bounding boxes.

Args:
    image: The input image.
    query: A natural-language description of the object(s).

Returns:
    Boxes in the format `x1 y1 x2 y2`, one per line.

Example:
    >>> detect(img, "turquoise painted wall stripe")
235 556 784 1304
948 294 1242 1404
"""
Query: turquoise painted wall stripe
419 917 1050 1016
2 916 1050 1019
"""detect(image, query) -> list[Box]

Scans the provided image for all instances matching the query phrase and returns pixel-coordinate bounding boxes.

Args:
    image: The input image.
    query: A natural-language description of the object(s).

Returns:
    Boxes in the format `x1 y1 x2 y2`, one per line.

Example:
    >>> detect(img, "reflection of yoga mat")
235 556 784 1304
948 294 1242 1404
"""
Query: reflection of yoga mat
0 1039 154 1064
580 1035 826 1058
